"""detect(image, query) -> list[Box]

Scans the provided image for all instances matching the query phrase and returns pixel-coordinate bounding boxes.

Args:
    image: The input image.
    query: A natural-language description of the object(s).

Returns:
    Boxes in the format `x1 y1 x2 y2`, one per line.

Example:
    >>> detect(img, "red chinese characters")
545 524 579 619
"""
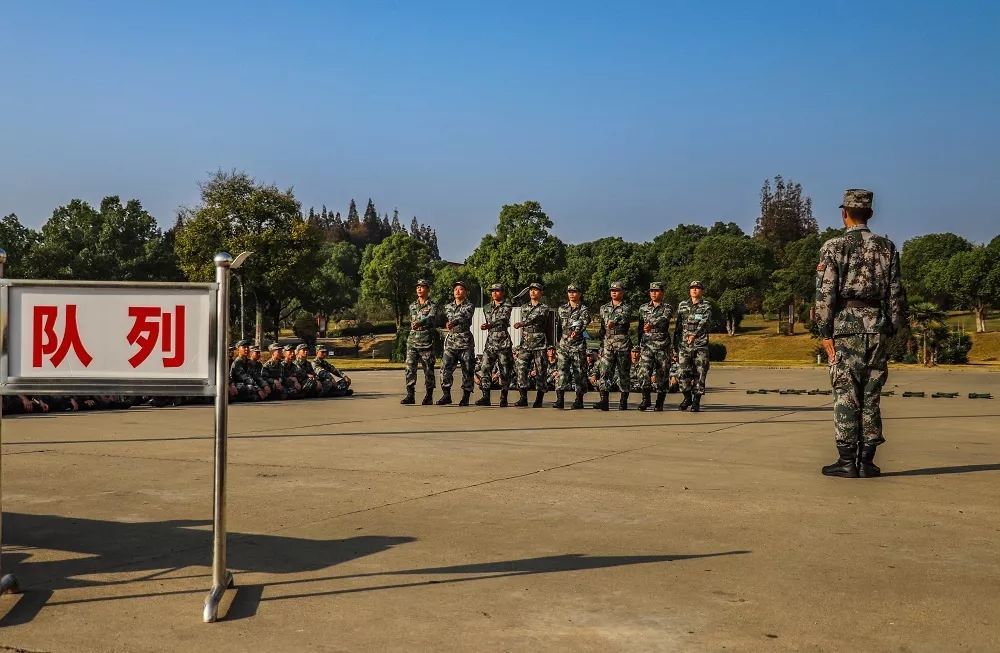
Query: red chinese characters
32 305 94 368
127 305 186 368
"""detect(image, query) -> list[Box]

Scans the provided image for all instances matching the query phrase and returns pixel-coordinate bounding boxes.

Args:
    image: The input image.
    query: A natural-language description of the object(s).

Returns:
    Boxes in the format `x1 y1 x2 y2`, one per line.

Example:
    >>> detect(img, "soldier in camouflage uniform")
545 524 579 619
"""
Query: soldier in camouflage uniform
281 345 303 398
553 283 591 409
229 340 266 402
402 278 439 405
585 350 600 392
636 281 674 411
262 343 288 399
628 346 646 392
513 282 551 407
292 343 322 397
594 281 632 411
816 189 907 478
313 346 353 397
437 280 476 406
475 283 514 406
247 345 272 399
675 281 713 412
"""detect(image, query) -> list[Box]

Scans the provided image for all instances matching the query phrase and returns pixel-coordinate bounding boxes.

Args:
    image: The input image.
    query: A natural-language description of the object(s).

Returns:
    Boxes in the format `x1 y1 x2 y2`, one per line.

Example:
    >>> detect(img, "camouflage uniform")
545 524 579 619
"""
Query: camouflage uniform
292 345 322 397
815 191 907 454
440 298 476 394
637 298 673 393
262 347 288 399
556 299 590 392
597 299 632 392
405 296 439 392
675 296 713 397
628 348 646 391
478 298 514 392
229 345 262 401
515 300 550 389
313 350 352 397
280 347 303 399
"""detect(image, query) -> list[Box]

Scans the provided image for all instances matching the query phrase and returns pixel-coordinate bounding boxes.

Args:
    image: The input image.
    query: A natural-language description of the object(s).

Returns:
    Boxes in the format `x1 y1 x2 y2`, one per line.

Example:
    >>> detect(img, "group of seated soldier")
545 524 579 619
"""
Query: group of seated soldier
229 340 353 402
2 394 141 414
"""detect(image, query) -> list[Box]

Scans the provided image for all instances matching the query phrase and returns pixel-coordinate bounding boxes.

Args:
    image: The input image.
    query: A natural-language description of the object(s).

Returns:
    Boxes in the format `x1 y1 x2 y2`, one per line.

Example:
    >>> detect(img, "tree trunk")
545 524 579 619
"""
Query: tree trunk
255 301 263 346
922 334 928 366
975 306 987 333
726 314 736 336
787 302 795 335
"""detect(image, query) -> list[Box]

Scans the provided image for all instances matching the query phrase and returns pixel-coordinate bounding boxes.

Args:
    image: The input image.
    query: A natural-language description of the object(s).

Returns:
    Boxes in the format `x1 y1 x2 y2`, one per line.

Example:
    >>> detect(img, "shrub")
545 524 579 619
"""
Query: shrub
708 342 727 362
937 331 972 364
292 314 318 351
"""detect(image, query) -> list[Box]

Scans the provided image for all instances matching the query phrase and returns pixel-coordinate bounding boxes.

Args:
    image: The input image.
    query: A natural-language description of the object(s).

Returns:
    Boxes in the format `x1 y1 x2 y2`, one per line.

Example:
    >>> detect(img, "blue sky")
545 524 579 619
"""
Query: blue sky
2 1 998 260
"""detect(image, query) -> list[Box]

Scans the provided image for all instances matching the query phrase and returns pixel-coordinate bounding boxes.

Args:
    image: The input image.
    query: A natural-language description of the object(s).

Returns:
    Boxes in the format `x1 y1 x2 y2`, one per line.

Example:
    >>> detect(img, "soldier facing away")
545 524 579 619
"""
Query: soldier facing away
815 189 907 478
401 279 439 405
475 283 514 407
636 281 674 411
675 281 712 412
437 280 476 406
553 283 590 410
594 281 632 411
513 282 550 408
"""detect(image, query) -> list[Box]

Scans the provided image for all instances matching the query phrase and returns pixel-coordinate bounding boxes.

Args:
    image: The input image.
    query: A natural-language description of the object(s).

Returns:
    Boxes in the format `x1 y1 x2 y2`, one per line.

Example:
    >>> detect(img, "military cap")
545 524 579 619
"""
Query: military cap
235 339 251 348
415 278 430 288
631 345 642 353
689 280 704 289
295 343 308 352
453 280 467 289
609 281 624 291
282 344 294 352
268 343 282 352
840 188 874 209
315 345 327 353
249 345 260 352
528 282 544 291
649 282 664 291
566 283 581 292
488 283 504 292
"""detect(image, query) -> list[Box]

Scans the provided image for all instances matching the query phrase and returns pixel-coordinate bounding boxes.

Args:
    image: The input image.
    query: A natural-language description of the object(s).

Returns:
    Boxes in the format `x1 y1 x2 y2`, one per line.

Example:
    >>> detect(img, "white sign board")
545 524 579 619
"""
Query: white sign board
1 281 217 395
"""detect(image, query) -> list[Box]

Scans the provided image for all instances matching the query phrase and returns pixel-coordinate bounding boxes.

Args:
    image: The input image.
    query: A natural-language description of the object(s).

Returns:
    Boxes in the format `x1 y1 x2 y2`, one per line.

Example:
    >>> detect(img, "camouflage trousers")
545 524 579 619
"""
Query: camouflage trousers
405 347 436 390
233 382 261 402
599 347 631 392
326 378 352 397
556 348 587 391
638 342 671 392
515 347 548 390
829 333 888 447
479 345 513 391
441 345 475 392
677 345 709 396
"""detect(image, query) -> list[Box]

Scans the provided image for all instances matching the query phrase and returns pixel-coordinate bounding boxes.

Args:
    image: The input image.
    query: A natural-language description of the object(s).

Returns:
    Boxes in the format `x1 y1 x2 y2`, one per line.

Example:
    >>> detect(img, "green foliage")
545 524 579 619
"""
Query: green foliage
651 224 708 303
708 342 727 362
303 242 358 315
688 234 774 334
391 326 410 362
754 175 817 255
925 245 1000 332
937 331 972 364
360 232 432 326
431 261 481 305
564 237 655 309
901 233 972 305
0 213 41 277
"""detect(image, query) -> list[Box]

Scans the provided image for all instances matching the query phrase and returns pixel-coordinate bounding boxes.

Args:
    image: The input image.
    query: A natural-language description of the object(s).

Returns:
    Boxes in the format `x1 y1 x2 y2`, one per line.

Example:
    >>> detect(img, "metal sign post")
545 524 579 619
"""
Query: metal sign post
0 248 17 596
0 252 236 623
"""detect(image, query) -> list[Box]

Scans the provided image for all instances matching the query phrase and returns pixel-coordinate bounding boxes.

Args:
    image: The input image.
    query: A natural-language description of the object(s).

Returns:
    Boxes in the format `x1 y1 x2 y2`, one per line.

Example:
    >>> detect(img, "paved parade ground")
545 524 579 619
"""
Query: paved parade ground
0 367 997 652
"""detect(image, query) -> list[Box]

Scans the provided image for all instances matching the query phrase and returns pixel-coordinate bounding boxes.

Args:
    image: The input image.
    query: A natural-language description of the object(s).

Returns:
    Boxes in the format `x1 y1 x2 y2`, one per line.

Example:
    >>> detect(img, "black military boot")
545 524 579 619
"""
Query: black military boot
400 388 415 405
678 391 692 411
552 390 565 409
691 394 702 412
499 389 509 407
619 392 629 411
571 390 585 409
821 444 860 478
421 390 434 406
654 392 666 412
458 390 471 407
858 444 881 478
532 391 545 408
474 390 491 406
514 389 529 407
435 389 452 405
637 391 651 411
594 391 610 411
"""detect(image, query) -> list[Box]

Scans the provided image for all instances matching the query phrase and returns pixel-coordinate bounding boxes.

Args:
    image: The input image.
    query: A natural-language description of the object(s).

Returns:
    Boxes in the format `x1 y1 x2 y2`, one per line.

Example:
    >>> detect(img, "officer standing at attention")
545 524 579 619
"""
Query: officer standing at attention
513 282 550 408
594 281 632 411
816 189 907 478
476 283 514 407
553 283 590 410
636 281 674 411
437 280 476 406
675 281 713 412
401 278 439 405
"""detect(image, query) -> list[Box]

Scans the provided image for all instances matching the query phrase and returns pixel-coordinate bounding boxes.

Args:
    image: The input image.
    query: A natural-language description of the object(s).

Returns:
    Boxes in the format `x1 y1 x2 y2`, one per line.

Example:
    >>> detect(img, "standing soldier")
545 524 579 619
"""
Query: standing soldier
313 346 353 396
553 283 590 410
594 281 632 411
636 282 674 411
816 189 907 478
513 282 551 407
475 283 514 407
437 280 476 406
262 343 287 399
402 278 439 405
675 281 713 412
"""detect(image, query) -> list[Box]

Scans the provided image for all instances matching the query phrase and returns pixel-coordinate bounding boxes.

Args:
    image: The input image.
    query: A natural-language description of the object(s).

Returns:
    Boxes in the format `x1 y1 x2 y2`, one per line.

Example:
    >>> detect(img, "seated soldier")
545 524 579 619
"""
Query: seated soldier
291 344 322 398
261 343 288 399
313 345 353 396
280 345 304 398
230 340 266 402
628 346 646 393
247 344 271 399
668 354 680 394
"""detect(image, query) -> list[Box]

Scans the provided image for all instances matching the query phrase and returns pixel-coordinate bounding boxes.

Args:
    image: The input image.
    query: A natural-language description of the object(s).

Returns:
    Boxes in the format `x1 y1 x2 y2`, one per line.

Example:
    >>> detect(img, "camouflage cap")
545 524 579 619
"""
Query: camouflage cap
236 339 251 348
268 343 282 352
609 281 624 291
315 345 327 353
415 278 430 288
546 345 556 351
249 345 260 352
566 283 581 292
528 282 544 291
840 188 874 209
649 282 664 291
294 343 308 352
453 280 467 289
488 283 504 292
631 346 642 353
689 280 704 289
282 344 294 352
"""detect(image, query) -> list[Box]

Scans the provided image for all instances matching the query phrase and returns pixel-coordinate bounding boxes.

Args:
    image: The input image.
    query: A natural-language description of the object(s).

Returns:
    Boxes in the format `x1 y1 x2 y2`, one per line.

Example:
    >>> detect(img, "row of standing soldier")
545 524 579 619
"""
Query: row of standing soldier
400 278 713 412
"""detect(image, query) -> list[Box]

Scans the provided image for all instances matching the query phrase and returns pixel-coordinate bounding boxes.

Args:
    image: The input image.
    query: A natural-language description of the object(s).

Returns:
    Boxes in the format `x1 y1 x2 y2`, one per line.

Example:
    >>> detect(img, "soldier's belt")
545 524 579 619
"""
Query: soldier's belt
608 327 629 335
522 327 542 334
838 298 881 309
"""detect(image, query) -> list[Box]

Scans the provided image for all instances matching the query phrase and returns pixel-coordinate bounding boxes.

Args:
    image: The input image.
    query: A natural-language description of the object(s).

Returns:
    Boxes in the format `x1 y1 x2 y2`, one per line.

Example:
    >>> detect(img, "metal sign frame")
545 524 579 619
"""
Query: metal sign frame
0 252 237 624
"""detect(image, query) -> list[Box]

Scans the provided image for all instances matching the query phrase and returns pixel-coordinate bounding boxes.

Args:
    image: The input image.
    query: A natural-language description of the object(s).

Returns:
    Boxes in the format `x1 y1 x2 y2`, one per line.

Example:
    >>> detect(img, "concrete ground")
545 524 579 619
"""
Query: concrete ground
0 367 997 652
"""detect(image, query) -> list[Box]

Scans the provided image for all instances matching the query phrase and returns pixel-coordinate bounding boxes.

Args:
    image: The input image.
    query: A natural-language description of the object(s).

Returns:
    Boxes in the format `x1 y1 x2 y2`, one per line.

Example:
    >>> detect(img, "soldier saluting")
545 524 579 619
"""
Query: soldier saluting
401 278 439 406
475 283 514 407
437 280 476 406
513 282 550 408
816 189 907 478
594 281 632 411
553 283 590 410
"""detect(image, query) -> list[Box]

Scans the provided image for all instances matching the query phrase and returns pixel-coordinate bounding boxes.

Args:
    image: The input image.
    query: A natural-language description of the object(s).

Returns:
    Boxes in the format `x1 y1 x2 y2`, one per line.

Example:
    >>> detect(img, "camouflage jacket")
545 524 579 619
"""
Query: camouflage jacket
557 302 590 353
441 300 475 350
482 301 513 350
598 301 632 351
280 360 299 382
629 362 647 391
313 357 344 379
814 225 908 338
675 300 712 348
406 299 439 350
262 358 284 382
518 301 550 350
247 359 266 385
230 357 255 385
291 358 316 383
637 302 673 346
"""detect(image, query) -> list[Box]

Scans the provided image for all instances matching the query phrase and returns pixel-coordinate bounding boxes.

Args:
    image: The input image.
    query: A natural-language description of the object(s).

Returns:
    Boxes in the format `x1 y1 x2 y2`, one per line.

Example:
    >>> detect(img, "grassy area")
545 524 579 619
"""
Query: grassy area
716 333 819 362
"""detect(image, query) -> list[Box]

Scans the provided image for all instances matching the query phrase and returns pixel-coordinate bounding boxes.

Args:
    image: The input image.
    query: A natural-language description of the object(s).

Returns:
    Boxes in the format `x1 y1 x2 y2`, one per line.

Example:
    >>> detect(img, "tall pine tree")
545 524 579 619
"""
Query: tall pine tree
754 175 817 255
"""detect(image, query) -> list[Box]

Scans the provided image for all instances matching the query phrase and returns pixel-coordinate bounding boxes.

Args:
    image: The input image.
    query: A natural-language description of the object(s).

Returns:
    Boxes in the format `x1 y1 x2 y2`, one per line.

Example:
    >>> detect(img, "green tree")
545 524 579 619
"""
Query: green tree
173 170 321 342
360 232 432 327
764 234 822 334
569 237 654 310
689 235 775 334
430 261 482 306
755 175 817 255
925 245 1000 332
303 242 359 317
0 213 41 277
650 224 708 304
908 301 947 365
900 233 973 306
466 201 566 296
